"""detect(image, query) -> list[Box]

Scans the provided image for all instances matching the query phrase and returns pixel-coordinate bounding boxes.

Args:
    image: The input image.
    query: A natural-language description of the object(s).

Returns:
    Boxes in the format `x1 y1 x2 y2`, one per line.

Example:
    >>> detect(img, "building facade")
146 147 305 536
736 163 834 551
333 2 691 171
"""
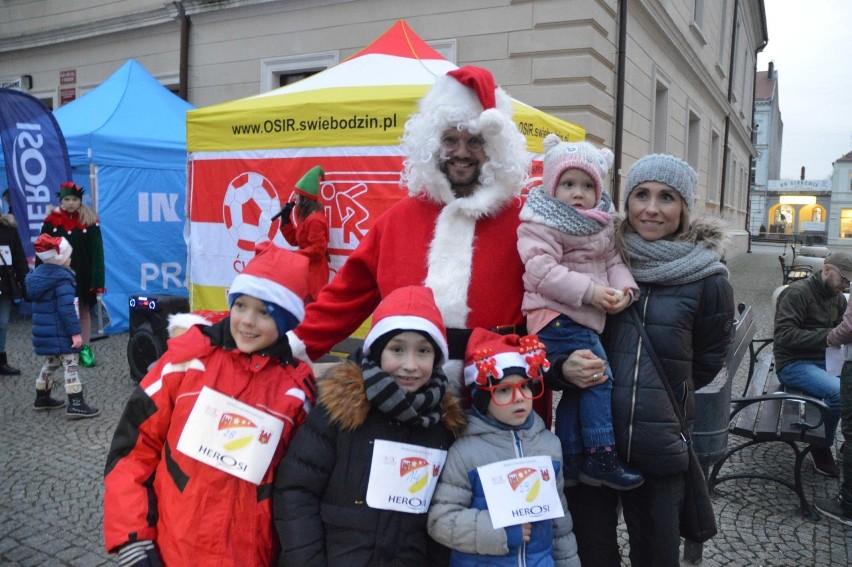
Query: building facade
827 151 852 246
749 61 783 236
1 0 766 254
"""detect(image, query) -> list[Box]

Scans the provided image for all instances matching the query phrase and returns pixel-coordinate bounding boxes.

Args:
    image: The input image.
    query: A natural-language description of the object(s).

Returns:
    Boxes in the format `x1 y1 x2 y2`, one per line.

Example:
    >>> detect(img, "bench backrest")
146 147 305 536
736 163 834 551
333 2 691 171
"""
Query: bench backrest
693 303 756 468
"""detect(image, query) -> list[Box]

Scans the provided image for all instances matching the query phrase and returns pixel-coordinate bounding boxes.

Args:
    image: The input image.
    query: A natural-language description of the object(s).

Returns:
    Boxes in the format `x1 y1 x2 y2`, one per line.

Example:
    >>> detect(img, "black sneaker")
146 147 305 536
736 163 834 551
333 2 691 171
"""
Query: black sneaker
814 495 852 527
809 446 840 477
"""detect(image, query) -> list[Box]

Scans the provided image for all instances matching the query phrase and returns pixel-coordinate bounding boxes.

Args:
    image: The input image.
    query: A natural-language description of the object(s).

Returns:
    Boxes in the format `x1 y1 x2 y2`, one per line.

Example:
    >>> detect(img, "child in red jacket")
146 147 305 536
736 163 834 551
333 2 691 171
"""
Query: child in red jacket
103 243 316 567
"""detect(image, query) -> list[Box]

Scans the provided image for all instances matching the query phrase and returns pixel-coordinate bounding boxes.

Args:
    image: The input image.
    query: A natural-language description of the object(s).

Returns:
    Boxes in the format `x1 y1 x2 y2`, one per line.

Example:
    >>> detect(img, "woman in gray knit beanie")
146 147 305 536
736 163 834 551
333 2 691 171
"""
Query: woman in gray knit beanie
553 153 735 566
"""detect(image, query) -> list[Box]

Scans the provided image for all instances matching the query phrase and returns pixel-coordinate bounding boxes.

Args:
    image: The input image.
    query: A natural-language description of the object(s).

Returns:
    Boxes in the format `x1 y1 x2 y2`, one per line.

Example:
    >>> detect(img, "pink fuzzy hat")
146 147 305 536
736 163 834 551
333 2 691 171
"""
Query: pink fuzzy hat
540 134 614 202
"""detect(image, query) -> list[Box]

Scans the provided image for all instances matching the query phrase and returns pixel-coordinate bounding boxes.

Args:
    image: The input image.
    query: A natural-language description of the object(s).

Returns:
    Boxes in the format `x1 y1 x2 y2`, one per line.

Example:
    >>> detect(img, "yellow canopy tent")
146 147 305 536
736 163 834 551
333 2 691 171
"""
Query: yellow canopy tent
186 19 584 311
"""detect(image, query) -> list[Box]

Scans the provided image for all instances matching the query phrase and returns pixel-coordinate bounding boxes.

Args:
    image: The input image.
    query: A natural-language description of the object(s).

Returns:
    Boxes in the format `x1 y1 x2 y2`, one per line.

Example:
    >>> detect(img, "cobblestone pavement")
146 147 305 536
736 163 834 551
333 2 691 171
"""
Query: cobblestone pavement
0 243 850 566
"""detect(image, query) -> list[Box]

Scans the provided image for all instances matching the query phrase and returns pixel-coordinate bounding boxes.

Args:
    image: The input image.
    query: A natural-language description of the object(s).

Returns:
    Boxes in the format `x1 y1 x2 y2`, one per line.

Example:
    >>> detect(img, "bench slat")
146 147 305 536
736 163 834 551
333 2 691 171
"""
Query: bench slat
730 354 773 437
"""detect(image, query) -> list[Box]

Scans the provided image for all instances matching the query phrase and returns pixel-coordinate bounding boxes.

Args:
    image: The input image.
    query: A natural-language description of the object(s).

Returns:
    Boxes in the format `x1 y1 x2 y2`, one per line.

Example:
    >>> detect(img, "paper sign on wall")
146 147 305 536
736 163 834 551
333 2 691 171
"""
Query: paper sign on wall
477 455 564 529
177 386 284 484
365 439 447 514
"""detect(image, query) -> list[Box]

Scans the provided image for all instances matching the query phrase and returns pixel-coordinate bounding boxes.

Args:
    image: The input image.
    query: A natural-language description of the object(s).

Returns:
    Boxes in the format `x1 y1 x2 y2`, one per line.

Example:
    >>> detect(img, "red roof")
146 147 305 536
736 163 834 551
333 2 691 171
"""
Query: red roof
755 71 776 100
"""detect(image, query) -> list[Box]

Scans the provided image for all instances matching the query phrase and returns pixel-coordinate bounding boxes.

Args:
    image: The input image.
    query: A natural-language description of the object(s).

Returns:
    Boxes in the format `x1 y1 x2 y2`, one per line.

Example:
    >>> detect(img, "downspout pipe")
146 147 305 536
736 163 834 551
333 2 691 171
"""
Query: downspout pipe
612 0 628 209
719 0 740 215
177 2 189 101
746 5 769 253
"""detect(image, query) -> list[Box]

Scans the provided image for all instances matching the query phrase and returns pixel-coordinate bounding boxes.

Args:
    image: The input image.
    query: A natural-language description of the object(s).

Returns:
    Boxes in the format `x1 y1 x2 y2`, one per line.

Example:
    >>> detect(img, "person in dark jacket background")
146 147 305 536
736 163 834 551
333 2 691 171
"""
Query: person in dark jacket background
26 234 99 418
273 285 466 567
0 205 29 375
773 254 849 477
546 154 734 566
39 182 105 368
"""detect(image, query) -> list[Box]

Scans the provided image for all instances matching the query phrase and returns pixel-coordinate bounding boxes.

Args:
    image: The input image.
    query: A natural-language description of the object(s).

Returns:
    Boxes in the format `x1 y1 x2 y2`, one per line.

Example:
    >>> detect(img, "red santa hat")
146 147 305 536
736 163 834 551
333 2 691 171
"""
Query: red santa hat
463 329 550 388
34 234 72 265
464 329 550 413
227 242 309 333
363 286 449 364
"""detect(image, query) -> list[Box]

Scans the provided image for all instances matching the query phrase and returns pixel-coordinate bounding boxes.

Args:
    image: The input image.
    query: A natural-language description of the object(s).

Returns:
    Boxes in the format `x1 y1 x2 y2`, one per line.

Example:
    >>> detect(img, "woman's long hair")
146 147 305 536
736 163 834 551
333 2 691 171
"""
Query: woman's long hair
48 203 99 227
296 197 322 221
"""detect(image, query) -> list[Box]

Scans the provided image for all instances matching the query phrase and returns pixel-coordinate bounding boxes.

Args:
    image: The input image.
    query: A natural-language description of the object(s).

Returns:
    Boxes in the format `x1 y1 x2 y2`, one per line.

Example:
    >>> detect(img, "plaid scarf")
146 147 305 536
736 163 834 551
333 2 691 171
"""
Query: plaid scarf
360 355 447 428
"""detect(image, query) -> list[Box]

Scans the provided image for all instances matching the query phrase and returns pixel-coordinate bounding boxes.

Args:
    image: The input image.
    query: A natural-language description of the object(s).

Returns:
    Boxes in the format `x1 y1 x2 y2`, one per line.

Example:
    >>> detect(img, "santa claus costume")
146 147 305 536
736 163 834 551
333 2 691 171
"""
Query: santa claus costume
287 66 552 423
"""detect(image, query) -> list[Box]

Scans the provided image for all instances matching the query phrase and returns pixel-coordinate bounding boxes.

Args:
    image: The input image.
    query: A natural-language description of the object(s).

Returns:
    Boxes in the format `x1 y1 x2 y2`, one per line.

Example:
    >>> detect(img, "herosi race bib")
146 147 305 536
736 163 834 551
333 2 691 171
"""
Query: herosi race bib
177 386 284 484
365 439 447 514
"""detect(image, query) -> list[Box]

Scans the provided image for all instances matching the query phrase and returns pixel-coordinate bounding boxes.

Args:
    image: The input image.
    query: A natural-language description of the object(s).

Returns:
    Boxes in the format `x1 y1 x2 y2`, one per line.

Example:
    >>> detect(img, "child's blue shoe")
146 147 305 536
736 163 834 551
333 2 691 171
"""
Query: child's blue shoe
579 446 644 491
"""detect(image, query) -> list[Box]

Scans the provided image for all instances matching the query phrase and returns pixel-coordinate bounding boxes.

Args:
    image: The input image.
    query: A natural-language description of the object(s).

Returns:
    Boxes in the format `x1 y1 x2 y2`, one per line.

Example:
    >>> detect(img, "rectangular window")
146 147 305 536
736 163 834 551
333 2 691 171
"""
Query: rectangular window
653 81 669 153
841 209 852 239
708 130 721 202
687 110 701 171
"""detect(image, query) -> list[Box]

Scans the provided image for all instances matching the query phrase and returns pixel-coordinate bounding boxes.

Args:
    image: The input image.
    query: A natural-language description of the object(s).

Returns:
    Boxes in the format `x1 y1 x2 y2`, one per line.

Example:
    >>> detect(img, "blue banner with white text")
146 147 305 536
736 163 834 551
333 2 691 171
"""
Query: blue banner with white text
0 88 72 259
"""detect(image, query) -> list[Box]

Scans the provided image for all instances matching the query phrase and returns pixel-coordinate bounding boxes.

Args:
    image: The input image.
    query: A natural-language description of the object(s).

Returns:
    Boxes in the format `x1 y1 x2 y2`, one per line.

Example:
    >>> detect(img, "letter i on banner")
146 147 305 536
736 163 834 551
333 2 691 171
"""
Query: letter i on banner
0 88 73 259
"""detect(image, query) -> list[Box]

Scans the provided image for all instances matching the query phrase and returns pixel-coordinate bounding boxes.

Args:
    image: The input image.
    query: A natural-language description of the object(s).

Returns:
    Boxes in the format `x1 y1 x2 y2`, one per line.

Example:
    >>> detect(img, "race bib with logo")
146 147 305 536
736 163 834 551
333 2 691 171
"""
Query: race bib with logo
365 439 447 514
176 386 284 484
477 455 565 529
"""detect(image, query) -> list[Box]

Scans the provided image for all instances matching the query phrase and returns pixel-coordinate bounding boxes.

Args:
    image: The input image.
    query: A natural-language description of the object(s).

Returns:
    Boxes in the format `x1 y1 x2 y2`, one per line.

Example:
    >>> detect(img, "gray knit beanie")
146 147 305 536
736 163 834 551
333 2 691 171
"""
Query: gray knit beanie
625 154 697 209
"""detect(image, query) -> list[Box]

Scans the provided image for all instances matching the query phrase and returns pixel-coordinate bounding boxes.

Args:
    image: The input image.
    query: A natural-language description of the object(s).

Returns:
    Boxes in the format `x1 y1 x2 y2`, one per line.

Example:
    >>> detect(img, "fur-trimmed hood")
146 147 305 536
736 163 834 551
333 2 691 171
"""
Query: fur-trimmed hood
318 360 467 436
0 214 17 228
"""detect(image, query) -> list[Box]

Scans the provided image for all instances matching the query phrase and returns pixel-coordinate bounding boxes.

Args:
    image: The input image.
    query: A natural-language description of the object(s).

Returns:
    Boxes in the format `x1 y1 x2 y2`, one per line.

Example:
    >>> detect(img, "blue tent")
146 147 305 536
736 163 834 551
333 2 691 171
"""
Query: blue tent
51 59 194 334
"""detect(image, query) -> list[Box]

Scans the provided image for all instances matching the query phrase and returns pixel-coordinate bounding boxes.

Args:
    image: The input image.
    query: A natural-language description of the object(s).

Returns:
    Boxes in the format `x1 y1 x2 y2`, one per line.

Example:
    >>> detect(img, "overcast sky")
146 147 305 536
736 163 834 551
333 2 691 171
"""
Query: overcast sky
756 0 852 180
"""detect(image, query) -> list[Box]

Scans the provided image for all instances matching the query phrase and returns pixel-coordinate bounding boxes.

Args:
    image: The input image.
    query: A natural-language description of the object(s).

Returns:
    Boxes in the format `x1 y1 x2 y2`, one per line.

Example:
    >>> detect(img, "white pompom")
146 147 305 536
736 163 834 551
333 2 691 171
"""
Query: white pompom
479 108 506 137
542 133 562 152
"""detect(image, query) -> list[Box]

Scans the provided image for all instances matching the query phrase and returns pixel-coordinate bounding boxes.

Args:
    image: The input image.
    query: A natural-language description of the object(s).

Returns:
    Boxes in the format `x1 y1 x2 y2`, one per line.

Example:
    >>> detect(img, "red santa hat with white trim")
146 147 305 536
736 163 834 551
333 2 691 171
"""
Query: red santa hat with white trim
34 234 72 265
464 329 550 413
363 285 449 364
227 242 309 335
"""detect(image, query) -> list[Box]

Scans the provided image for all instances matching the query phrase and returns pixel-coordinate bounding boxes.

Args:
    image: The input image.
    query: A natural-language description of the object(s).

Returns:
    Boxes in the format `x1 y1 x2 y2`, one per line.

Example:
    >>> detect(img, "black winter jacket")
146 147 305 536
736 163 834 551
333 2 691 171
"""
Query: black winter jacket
0 215 28 300
773 272 845 373
273 357 466 567
601 273 734 476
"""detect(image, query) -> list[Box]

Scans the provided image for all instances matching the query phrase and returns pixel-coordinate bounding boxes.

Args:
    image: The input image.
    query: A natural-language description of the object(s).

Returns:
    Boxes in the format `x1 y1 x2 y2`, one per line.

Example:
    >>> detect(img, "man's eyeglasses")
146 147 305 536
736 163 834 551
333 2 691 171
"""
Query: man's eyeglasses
829 265 851 287
440 134 485 152
479 378 544 406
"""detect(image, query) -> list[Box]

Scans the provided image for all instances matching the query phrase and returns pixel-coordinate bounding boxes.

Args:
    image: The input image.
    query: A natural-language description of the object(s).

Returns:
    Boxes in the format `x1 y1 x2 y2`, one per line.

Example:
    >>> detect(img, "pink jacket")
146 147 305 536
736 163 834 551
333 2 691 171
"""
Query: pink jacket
827 299 852 347
517 219 637 334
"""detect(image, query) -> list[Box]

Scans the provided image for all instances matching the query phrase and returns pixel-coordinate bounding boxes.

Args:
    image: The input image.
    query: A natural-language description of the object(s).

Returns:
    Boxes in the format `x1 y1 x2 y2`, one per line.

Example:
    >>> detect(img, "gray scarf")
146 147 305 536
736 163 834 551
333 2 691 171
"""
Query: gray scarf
361 356 447 428
520 187 612 236
621 230 728 285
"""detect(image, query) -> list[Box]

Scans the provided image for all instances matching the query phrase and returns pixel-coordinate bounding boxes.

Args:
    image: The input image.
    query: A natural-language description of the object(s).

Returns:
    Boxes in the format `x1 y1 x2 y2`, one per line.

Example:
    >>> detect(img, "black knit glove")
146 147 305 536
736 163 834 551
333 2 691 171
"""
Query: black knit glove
117 541 163 567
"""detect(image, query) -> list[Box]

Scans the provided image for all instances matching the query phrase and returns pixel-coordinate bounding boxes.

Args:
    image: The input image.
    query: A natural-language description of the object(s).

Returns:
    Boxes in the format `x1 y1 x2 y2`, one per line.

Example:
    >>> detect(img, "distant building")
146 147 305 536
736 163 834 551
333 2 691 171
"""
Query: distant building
760 180 830 244
828 151 852 244
750 62 783 235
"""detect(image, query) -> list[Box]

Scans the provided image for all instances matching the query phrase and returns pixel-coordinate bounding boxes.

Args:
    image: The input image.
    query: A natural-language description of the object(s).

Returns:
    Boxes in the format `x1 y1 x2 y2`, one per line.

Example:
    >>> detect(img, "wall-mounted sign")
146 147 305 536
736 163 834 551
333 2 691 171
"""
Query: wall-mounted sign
60 69 76 85
768 179 831 191
60 87 76 105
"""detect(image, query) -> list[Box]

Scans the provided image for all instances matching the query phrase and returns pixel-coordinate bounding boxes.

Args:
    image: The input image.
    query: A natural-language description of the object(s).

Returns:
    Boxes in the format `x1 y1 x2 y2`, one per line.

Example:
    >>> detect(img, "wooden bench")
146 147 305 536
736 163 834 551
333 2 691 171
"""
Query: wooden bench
682 303 756 563
707 339 829 520
692 303 757 471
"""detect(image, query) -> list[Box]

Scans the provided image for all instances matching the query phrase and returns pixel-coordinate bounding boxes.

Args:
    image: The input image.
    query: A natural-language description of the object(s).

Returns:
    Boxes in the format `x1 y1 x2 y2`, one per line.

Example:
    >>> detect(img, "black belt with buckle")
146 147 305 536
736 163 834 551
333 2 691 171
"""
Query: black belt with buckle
446 324 528 360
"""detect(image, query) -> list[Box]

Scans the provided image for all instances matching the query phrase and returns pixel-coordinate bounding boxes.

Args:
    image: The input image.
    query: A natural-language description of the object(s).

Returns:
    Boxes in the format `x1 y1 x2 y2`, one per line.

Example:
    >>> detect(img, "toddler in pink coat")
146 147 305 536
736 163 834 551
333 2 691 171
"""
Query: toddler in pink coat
517 134 642 490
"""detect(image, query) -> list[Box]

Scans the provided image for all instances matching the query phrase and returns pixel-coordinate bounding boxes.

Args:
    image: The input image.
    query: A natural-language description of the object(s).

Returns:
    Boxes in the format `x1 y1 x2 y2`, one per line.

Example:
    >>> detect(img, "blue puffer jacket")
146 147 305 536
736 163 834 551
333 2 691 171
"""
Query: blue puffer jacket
25 264 81 355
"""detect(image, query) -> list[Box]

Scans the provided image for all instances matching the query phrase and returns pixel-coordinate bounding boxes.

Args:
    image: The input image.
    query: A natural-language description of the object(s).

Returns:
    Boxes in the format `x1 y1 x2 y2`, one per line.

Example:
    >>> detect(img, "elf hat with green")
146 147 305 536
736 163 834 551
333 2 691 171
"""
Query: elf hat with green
293 166 325 201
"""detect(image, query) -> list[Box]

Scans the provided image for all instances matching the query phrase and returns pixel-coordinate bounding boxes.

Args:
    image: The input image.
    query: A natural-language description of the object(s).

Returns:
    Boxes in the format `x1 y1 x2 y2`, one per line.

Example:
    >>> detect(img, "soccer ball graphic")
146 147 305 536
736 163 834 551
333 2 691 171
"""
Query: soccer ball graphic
223 172 280 251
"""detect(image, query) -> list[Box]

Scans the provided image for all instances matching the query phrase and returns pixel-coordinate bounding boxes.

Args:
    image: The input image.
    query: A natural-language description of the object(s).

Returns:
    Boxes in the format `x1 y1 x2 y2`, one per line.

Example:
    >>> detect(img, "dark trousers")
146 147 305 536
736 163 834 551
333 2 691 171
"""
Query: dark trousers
841 361 852 508
566 471 685 567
